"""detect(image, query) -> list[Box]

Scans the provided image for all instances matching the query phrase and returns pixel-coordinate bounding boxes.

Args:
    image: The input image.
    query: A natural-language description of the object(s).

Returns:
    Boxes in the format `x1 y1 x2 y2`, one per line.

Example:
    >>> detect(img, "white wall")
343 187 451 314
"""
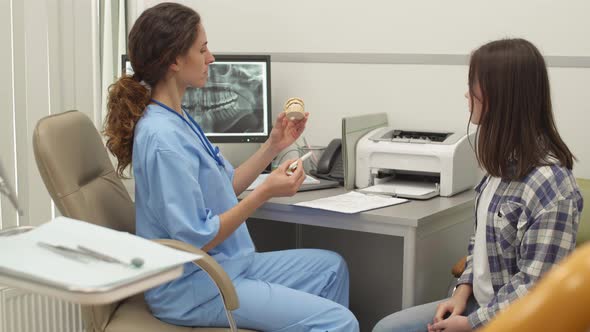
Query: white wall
135 0 590 178
142 0 590 56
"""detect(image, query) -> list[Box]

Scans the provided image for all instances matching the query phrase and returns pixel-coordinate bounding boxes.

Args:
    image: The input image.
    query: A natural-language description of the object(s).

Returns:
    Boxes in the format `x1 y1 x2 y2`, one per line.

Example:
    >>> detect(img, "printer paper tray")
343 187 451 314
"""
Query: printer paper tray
358 179 439 200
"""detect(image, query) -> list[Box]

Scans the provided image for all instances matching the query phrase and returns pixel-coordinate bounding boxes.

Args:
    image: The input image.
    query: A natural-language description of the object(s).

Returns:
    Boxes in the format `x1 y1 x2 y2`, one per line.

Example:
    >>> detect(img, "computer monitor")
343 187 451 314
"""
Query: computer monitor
121 54 272 143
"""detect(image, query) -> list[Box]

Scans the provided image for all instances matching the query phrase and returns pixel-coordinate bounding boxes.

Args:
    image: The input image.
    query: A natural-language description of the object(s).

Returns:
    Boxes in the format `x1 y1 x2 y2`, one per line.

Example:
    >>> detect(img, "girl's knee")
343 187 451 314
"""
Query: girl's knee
372 316 392 332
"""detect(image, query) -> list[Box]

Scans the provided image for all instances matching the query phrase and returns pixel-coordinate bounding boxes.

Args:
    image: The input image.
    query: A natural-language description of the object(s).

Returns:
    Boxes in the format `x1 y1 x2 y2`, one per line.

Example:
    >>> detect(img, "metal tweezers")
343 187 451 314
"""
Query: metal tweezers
38 242 93 264
37 242 142 268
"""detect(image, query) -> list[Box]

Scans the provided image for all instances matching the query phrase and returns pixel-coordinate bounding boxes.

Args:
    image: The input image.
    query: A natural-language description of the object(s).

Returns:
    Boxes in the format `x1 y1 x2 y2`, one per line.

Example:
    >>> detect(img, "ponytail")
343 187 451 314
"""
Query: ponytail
105 2 201 177
103 75 151 178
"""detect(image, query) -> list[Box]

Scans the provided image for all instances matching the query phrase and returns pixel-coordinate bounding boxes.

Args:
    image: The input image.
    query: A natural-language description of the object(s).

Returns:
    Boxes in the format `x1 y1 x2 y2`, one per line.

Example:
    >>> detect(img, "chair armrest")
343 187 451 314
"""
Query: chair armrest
451 256 467 278
153 239 239 311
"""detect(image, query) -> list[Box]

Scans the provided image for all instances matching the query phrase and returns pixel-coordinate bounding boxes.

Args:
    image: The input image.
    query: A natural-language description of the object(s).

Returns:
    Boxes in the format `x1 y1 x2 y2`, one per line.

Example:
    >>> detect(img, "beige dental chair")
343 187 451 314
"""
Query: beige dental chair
33 110 256 332
480 241 590 332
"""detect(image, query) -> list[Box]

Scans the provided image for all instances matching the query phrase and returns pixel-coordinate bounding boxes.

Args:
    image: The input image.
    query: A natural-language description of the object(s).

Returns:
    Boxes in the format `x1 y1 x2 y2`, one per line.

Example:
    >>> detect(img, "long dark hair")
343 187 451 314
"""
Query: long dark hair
103 2 201 177
468 38 575 180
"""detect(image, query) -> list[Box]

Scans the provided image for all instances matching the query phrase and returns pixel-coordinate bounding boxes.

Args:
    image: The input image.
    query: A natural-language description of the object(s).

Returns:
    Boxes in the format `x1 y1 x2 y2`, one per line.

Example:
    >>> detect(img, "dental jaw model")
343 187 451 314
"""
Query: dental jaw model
284 98 305 121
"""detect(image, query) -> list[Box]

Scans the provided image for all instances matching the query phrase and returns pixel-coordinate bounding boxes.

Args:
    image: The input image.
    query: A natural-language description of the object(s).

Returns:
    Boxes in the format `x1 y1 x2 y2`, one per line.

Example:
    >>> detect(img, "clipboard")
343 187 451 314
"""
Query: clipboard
0 217 200 304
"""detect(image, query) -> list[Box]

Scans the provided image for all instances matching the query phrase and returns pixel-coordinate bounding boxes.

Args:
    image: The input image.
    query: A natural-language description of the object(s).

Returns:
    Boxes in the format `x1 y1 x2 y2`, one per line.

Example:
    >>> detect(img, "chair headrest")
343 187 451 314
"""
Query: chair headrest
33 111 135 233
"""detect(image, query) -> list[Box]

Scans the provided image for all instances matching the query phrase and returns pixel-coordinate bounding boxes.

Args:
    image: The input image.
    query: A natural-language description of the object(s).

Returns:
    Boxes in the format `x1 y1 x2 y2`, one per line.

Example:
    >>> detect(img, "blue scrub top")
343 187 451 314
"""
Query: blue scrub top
133 104 255 314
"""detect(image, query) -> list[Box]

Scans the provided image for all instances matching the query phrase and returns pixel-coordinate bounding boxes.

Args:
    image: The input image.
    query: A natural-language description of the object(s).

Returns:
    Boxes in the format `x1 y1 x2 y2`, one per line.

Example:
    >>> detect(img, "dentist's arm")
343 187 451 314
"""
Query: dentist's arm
232 112 308 196
204 159 304 252
232 141 278 196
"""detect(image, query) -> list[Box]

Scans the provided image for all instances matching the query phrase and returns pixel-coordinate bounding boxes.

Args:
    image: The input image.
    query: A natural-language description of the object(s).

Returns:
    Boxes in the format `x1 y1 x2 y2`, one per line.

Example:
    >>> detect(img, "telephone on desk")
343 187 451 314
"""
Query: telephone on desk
311 139 344 185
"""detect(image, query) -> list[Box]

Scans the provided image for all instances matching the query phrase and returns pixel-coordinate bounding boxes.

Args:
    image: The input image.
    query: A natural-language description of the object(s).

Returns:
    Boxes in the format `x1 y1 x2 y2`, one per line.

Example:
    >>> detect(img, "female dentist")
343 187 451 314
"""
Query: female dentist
103 2 358 332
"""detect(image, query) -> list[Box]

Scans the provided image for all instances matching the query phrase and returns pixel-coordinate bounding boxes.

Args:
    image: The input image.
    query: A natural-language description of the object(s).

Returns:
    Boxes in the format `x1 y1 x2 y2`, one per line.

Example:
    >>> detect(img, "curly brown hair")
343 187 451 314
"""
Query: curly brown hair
103 3 201 177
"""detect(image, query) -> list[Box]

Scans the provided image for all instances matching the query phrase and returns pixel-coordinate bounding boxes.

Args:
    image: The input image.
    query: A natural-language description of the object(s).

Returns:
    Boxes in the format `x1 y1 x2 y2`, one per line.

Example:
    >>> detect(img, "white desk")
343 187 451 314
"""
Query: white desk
124 181 474 330
241 188 475 310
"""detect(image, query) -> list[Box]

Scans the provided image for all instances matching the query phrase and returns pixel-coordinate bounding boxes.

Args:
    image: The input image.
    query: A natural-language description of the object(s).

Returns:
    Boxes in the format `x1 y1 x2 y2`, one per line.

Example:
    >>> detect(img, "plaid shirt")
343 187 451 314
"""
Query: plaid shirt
457 165 584 328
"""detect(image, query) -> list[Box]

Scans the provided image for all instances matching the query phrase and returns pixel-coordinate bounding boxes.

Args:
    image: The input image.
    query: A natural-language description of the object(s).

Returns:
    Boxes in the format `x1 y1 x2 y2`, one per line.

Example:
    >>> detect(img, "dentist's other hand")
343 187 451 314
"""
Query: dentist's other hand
257 159 305 198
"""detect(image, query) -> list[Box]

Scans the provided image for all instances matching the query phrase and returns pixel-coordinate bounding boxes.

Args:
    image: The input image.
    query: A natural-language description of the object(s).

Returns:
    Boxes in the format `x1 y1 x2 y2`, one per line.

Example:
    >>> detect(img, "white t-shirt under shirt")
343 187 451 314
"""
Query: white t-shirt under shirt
473 176 502 306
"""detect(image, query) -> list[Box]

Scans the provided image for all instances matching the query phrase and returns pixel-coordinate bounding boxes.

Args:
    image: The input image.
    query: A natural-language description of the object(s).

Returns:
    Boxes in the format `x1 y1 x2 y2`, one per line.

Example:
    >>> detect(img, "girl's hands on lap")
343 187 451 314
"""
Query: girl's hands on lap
433 296 467 324
428 284 472 332
428 315 471 332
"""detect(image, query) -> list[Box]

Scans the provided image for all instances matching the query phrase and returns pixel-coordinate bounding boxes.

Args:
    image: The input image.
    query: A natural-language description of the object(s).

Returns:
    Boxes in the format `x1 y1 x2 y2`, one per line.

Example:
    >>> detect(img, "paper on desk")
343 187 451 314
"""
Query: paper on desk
294 191 407 214
359 181 437 197
247 173 320 190
0 217 200 290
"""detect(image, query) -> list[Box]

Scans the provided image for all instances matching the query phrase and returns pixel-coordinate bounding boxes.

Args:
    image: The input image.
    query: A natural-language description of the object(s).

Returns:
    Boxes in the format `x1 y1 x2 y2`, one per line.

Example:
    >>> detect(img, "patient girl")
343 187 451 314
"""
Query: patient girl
373 38 583 332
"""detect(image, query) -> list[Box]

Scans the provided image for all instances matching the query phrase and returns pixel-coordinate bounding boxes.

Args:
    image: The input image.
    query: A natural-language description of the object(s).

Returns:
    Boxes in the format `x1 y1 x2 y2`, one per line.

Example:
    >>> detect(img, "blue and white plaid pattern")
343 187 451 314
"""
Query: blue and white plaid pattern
457 165 584 328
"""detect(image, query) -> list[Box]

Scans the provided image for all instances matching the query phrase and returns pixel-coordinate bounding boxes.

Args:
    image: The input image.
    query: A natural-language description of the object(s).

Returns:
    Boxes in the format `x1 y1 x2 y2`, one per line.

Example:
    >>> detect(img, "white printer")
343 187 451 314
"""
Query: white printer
355 127 478 199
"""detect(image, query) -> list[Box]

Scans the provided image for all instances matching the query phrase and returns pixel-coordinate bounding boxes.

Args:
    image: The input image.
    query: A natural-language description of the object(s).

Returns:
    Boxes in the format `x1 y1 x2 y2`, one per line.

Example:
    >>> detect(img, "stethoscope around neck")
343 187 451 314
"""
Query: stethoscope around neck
150 99 224 167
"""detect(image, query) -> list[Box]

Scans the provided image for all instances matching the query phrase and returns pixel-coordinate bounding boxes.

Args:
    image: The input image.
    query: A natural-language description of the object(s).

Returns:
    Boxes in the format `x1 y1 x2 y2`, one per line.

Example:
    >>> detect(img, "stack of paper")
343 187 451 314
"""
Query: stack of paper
358 179 439 200
0 217 200 290
247 174 320 191
294 191 407 214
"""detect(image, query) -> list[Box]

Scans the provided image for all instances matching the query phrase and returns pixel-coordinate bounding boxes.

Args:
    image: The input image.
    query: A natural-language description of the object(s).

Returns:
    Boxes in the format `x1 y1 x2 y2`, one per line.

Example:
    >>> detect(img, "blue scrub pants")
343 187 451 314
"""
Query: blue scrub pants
372 296 479 332
195 249 359 331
